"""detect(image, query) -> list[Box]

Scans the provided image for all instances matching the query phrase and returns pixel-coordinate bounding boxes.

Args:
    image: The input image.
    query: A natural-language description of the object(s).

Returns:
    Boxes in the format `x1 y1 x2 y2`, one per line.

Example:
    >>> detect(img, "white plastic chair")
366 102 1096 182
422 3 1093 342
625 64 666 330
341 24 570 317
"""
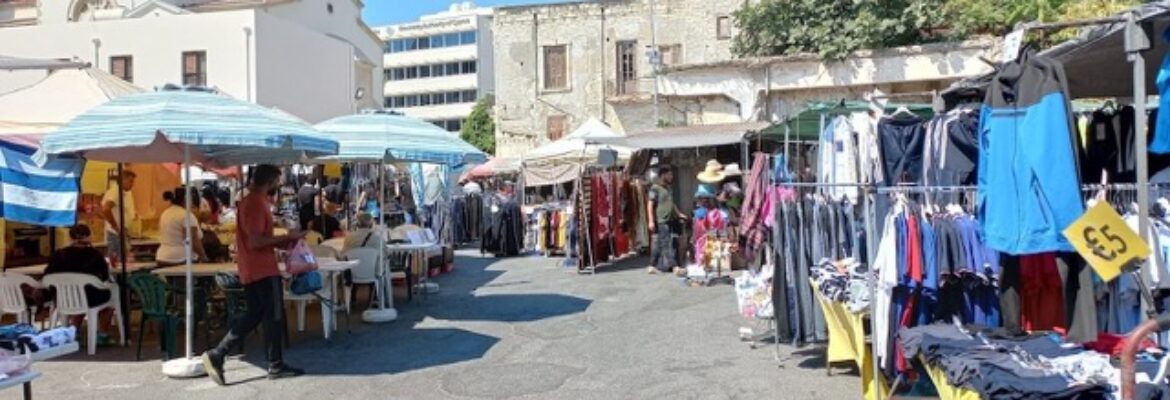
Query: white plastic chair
42 273 125 355
0 273 41 325
343 247 383 311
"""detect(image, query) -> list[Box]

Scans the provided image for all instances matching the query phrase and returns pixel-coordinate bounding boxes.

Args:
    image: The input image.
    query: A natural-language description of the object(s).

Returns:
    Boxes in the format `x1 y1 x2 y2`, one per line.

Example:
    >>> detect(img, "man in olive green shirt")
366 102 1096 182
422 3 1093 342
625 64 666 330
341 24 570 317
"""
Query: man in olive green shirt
647 165 684 274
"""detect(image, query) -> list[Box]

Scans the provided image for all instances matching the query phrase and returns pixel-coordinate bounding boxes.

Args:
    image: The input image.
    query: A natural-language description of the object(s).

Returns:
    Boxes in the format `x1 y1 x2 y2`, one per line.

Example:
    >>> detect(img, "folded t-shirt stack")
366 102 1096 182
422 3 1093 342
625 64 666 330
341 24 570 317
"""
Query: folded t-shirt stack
900 324 1113 400
810 257 872 313
0 324 76 353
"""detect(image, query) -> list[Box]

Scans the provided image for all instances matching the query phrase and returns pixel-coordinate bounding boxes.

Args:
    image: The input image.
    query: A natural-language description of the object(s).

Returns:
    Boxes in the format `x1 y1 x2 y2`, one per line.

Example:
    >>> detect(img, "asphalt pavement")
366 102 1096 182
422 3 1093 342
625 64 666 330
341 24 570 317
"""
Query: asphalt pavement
10 249 862 400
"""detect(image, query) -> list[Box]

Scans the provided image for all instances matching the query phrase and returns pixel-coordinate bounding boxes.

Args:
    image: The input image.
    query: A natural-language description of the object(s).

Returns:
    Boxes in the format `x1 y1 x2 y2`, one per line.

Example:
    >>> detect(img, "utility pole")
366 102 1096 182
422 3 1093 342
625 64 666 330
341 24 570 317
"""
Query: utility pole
648 0 660 127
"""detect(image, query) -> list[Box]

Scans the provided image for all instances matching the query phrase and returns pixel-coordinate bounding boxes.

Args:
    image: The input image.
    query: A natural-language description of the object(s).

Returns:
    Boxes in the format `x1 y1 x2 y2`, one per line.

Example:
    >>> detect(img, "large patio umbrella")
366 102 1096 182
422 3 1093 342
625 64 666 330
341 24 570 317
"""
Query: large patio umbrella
38 85 338 377
314 110 486 323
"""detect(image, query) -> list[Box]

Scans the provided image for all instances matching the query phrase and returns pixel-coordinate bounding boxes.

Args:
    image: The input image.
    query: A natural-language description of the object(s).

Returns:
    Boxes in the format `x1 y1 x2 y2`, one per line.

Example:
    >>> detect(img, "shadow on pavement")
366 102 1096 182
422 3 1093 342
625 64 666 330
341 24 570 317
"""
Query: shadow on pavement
425 293 592 323
291 327 500 375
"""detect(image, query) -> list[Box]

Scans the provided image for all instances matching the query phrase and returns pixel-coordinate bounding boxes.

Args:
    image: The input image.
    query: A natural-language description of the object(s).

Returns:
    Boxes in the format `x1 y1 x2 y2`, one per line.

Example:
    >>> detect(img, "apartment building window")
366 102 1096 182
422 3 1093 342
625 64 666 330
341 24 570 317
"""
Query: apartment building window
616 40 637 95
658 44 682 66
182 51 206 86
461 61 477 74
386 90 478 109
716 16 732 40
388 30 478 54
547 116 567 141
429 119 463 132
543 45 567 91
109 55 133 83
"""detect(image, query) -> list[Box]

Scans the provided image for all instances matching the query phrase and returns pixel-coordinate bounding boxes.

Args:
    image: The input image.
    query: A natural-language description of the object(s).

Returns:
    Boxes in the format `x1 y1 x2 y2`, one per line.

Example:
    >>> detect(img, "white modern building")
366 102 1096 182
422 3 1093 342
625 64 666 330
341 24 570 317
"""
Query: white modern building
0 0 384 123
374 2 493 133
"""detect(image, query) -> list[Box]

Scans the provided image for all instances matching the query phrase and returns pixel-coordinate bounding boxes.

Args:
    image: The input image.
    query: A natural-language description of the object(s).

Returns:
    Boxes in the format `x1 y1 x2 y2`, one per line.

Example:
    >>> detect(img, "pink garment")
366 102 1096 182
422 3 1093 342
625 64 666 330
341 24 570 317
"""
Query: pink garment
692 208 728 265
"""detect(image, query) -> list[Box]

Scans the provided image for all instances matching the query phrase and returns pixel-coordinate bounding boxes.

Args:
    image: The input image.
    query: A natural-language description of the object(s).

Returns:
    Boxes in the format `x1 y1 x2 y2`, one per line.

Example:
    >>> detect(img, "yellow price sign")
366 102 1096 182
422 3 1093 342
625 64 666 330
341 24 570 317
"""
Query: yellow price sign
1062 202 1150 282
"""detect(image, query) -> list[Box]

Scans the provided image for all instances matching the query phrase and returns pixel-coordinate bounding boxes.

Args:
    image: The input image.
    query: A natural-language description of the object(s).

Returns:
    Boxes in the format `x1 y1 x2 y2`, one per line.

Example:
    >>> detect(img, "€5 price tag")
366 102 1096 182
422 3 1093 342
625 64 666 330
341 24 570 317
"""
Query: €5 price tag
1062 202 1150 282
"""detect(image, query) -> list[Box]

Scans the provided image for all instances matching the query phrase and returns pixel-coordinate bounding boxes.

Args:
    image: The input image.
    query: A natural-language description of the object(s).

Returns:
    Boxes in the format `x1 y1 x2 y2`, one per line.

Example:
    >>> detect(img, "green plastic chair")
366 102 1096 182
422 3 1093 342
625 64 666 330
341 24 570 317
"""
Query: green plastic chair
128 272 179 361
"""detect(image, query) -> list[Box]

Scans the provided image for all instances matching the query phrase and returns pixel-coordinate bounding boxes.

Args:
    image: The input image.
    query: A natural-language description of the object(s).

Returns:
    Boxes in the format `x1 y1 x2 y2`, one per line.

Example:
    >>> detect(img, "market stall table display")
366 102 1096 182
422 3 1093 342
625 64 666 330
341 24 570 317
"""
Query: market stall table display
0 340 80 400
36 85 339 377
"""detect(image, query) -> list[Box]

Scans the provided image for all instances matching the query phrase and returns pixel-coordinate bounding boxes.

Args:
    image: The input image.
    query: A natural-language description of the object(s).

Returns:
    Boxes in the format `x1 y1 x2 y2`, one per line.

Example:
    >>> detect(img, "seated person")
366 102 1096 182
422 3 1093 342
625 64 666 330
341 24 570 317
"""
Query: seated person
156 188 209 265
342 213 386 253
45 225 114 333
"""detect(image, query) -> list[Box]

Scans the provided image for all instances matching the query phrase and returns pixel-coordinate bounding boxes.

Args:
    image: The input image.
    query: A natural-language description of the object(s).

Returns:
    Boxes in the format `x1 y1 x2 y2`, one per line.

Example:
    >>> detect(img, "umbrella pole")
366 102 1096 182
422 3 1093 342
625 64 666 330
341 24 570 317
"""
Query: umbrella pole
162 144 203 378
116 164 130 340
182 145 194 360
363 161 396 323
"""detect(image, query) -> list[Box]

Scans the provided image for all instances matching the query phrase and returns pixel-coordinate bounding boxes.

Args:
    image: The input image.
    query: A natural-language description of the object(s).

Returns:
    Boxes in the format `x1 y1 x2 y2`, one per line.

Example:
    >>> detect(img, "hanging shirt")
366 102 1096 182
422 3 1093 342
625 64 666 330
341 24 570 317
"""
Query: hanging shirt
873 212 899 370
818 116 859 201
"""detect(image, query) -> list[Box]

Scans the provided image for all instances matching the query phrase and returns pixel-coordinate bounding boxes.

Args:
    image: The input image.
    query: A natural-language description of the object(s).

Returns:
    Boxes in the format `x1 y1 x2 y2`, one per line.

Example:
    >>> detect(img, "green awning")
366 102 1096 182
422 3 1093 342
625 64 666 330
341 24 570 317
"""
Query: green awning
753 101 935 142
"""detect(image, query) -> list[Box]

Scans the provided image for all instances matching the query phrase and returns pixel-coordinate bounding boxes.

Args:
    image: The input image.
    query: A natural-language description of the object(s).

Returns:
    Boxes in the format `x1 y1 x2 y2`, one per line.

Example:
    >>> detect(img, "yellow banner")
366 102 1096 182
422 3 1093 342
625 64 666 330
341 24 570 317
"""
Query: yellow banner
1062 202 1150 282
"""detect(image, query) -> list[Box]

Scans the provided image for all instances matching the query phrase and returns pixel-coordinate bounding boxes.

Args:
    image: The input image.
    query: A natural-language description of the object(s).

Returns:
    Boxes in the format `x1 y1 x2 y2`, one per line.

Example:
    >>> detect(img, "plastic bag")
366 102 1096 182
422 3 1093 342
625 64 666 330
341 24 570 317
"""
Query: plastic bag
285 239 318 275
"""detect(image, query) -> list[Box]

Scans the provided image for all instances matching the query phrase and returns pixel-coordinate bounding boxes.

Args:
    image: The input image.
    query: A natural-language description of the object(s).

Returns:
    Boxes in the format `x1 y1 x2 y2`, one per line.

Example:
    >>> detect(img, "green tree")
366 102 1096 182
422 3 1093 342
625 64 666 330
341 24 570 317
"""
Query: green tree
732 0 1140 60
460 97 496 155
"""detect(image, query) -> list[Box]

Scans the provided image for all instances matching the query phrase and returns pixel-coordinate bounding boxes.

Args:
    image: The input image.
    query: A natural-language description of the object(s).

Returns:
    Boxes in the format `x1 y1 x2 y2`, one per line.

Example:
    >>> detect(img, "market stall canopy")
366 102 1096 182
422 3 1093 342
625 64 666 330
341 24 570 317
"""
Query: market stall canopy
0 55 89 71
36 85 338 166
754 101 934 142
593 121 769 149
0 68 143 138
462 156 520 182
944 3 1170 99
313 110 487 167
524 118 634 164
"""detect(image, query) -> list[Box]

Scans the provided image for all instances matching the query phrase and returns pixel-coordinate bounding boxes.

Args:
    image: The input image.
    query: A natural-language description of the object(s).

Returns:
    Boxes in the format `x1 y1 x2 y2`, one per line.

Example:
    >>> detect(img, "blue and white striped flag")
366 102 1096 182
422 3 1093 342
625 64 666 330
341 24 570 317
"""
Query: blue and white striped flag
0 140 82 226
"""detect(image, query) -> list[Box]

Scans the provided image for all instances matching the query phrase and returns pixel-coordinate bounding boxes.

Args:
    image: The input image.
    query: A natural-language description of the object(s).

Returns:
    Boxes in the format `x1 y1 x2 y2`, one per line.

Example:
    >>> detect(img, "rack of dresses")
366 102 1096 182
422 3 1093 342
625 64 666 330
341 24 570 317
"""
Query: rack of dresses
577 169 635 273
481 191 523 257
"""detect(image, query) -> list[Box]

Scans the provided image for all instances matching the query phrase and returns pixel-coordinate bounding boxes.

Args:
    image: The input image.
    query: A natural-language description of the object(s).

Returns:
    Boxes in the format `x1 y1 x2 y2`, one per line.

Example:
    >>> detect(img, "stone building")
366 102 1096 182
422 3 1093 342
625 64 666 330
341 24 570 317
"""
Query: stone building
492 0 747 157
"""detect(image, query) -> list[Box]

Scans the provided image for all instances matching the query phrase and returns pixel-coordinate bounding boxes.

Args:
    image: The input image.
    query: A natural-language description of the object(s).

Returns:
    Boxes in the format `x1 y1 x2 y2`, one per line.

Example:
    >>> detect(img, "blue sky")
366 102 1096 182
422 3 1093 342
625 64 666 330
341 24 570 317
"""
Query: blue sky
362 0 561 26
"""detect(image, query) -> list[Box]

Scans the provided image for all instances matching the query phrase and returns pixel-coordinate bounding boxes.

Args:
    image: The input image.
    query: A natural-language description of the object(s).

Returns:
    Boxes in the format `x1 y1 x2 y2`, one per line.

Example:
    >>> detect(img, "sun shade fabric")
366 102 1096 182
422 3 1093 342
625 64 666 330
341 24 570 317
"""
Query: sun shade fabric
0 68 143 136
314 112 487 167
0 55 89 71
592 122 769 149
0 139 82 226
37 88 337 166
523 118 634 164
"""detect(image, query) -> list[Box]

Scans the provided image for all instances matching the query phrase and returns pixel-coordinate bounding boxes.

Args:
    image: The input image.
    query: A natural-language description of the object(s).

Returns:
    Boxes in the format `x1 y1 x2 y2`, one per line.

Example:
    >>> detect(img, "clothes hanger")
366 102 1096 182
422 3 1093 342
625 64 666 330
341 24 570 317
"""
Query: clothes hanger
889 106 916 119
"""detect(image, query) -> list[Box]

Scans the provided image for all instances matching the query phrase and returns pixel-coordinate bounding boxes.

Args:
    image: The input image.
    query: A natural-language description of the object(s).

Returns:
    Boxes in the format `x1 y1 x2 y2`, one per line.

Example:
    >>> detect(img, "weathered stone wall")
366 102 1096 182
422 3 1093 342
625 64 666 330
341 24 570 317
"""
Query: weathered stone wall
492 0 744 157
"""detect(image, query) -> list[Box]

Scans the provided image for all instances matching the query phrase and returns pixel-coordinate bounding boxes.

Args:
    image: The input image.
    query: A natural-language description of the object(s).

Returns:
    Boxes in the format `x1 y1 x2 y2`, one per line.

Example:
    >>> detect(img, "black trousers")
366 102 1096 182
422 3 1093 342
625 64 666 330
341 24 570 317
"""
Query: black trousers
212 276 284 365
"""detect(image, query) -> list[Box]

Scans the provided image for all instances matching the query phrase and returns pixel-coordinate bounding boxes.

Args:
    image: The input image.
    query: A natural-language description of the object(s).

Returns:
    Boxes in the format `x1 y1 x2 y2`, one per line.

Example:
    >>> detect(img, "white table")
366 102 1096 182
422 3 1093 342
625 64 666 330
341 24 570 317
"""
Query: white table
0 341 80 400
286 259 357 341
386 243 440 300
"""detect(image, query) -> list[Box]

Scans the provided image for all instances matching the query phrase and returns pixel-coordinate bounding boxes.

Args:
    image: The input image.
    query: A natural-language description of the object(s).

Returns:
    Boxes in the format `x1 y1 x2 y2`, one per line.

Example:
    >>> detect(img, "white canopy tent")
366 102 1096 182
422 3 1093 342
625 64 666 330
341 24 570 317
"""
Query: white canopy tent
522 118 634 187
0 68 142 136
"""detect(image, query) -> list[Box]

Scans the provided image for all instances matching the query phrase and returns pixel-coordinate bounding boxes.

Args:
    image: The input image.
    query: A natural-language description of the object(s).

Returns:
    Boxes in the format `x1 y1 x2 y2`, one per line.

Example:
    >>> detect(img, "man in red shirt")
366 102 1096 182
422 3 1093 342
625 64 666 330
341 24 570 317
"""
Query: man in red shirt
203 164 306 385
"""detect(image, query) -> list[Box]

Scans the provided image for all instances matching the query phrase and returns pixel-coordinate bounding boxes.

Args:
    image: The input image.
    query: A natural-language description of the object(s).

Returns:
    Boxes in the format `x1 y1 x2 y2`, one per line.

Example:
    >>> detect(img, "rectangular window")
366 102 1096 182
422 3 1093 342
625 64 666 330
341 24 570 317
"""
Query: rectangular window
384 97 392 108
405 38 419 51
462 90 477 103
430 34 445 48
391 96 404 108
716 16 732 39
445 33 460 47
394 68 406 80
446 92 461 103
110 55 132 83
420 93 433 106
405 67 417 79
181 51 206 86
447 62 460 75
390 40 404 53
616 40 637 95
431 64 445 77
659 44 682 66
433 92 447 105
449 120 462 132
547 115 567 141
419 65 431 78
405 95 419 107
417 36 430 50
542 45 567 90
460 31 476 45
461 61 476 74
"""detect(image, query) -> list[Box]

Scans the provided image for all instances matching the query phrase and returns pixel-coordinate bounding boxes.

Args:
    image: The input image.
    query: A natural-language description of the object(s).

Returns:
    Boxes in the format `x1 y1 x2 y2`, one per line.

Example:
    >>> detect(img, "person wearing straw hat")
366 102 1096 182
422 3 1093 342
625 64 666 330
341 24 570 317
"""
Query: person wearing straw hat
696 159 725 184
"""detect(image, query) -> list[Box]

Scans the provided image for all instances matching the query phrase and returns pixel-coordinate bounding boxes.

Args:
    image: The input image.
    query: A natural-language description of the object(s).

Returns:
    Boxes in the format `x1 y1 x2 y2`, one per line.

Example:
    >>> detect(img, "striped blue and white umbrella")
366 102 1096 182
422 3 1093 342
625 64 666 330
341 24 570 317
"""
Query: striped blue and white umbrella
314 110 487 167
37 86 338 166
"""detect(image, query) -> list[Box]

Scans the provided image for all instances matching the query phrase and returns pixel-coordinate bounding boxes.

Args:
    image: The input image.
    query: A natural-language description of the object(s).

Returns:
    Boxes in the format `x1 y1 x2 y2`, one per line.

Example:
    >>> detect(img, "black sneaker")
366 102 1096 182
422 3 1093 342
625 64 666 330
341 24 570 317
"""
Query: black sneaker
267 363 305 380
202 351 226 386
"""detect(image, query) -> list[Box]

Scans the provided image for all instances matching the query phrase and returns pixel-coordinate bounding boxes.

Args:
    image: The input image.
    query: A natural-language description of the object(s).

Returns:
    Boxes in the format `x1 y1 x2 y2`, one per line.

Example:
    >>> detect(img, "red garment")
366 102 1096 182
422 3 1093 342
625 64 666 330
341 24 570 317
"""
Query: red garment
1020 253 1067 332
906 216 923 284
235 191 279 284
1083 332 1157 356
